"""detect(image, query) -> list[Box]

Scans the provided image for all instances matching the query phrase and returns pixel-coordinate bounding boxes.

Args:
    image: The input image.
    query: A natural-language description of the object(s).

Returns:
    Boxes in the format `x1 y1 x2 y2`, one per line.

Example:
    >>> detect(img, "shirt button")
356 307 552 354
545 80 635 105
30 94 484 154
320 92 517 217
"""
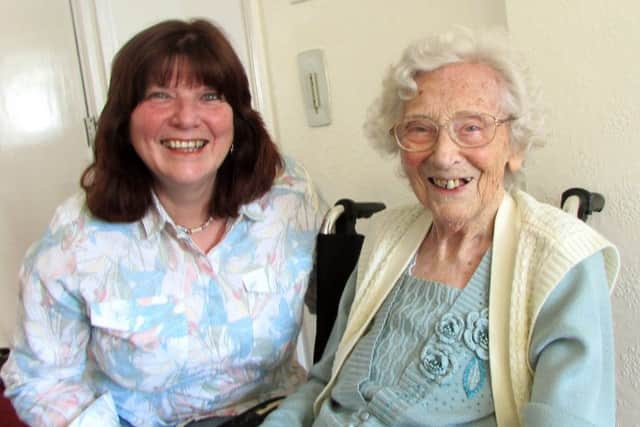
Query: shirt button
359 411 370 421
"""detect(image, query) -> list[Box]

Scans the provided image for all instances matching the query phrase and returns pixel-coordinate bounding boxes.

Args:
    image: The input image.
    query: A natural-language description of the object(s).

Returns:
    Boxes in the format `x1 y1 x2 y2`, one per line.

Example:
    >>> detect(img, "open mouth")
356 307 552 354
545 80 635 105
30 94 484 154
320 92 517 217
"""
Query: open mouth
429 177 473 190
160 139 208 153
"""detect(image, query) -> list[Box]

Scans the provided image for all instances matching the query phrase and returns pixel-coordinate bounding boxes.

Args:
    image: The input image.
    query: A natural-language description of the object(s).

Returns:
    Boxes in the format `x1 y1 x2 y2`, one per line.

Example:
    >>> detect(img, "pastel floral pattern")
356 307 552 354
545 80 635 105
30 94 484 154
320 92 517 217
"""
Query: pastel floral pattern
419 342 456 384
434 313 464 344
463 308 489 360
0 157 324 427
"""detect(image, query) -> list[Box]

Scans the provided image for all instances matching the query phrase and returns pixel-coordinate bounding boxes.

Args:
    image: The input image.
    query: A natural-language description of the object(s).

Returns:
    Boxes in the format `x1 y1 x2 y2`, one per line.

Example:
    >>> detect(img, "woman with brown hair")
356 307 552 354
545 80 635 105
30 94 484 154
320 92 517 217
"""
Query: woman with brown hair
1 19 323 427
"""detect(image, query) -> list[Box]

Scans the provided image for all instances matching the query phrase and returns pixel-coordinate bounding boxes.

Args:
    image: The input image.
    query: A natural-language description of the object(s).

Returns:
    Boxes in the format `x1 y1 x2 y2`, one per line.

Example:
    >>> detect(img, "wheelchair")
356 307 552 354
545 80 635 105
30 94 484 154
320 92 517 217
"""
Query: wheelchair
310 187 606 361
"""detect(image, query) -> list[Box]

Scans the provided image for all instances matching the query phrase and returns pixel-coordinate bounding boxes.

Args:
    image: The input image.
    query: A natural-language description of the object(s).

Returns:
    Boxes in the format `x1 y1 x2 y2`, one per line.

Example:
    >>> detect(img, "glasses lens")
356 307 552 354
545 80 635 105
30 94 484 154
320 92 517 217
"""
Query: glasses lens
451 112 495 147
396 118 438 151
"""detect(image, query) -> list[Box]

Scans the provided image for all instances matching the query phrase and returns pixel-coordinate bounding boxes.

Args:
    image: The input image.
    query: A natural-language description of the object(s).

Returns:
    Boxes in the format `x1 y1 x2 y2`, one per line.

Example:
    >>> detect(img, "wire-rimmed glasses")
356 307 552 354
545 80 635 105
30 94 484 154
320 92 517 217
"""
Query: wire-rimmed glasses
393 111 516 152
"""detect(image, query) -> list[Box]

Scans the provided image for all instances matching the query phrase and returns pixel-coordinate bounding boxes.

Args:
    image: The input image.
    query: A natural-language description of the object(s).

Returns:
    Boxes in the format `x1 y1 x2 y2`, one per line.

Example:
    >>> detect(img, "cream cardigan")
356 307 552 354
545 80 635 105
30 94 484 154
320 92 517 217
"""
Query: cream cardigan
313 190 619 425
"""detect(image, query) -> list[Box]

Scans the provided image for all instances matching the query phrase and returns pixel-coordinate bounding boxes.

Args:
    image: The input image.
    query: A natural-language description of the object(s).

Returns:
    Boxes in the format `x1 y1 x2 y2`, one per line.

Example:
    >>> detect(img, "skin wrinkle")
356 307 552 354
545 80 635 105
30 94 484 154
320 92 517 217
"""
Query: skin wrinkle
403 62 523 287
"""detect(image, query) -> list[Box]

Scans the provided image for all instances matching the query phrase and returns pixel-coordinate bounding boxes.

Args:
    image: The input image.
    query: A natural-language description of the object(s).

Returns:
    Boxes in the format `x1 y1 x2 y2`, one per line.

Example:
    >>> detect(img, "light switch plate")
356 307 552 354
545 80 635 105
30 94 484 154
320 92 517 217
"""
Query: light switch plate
297 49 331 127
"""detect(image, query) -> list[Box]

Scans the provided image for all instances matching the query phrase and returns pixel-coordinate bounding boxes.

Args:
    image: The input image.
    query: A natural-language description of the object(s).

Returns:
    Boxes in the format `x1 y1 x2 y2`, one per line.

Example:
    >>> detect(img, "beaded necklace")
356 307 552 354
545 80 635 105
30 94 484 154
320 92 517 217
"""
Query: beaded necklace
176 216 214 235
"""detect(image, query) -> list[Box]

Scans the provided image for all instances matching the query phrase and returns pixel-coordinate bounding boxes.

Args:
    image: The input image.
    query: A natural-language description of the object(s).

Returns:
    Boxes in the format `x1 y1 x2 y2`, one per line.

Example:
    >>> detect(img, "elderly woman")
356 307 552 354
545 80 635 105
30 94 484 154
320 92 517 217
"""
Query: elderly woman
262 27 619 426
1 19 324 427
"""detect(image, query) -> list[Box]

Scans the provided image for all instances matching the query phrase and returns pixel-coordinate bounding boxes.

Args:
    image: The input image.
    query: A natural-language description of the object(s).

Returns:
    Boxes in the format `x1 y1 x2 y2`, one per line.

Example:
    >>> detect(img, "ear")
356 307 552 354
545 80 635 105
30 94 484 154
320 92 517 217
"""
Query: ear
507 145 525 173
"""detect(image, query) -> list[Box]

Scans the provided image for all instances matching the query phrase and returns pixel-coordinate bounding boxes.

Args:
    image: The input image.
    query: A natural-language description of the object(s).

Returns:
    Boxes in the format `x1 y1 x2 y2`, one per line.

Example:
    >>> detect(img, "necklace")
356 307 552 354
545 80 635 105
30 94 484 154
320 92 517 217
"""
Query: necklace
176 216 214 235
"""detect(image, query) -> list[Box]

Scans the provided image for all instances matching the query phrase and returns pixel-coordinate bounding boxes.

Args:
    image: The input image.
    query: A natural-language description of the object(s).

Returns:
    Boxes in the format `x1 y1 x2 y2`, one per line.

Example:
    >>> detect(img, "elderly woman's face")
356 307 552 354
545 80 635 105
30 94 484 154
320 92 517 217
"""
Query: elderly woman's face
129 66 234 197
400 62 522 228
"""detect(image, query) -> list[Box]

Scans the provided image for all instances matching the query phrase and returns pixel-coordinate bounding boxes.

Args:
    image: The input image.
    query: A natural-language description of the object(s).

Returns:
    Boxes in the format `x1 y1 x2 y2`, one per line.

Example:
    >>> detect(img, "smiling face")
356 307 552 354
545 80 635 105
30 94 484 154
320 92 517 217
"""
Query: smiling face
401 62 523 229
129 67 234 201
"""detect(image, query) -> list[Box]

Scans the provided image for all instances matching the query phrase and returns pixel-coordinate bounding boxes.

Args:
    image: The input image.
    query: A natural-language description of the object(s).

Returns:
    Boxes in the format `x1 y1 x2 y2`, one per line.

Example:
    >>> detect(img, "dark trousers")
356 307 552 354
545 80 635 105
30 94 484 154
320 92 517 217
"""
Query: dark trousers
187 397 283 427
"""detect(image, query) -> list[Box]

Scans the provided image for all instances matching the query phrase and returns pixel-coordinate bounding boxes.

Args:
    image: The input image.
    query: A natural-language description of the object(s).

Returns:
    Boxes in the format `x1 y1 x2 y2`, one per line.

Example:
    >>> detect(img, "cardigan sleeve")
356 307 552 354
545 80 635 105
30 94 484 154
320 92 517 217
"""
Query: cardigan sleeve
522 251 615 427
261 269 358 427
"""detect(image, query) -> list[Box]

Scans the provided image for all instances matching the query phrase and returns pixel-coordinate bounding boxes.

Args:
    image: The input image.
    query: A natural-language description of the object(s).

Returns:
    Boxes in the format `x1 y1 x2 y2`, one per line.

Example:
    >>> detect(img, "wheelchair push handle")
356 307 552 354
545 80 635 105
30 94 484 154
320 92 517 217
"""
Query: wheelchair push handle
320 199 386 235
561 187 605 222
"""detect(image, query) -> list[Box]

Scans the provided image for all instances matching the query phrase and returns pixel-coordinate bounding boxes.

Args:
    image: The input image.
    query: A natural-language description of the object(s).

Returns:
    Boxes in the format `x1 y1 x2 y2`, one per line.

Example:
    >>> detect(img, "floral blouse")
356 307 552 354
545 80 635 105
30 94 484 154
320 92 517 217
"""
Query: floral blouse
1 157 325 427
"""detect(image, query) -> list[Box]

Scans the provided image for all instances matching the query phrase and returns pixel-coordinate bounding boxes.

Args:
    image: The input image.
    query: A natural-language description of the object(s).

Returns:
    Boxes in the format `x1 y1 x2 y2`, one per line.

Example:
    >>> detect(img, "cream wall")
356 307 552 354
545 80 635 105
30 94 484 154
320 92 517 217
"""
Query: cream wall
258 0 639 424
506 1 640 423
258 0 507 208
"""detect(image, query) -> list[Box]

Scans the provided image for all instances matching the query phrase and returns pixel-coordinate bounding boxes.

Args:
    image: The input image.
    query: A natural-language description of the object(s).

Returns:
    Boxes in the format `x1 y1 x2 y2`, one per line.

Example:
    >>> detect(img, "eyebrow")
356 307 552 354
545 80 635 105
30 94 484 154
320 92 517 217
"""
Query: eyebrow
402 114 438 121
402 110 498 121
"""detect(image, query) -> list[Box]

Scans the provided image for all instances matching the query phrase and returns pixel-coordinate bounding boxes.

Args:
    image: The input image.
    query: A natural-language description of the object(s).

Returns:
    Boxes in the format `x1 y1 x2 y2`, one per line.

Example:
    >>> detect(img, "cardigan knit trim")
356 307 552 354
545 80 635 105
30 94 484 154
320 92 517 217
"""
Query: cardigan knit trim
506 190 619 425
313 190 619 426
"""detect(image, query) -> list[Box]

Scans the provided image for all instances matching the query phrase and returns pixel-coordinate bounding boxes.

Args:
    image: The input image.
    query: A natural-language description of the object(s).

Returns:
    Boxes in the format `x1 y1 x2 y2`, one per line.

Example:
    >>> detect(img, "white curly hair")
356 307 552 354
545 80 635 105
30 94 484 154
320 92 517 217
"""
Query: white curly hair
363 26 545 187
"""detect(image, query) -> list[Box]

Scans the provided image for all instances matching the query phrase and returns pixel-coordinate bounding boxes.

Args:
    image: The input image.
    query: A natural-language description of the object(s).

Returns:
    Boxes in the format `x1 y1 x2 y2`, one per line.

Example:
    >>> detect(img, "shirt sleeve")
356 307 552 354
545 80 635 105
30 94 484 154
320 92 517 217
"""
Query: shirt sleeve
0 235 119 427
286 156 328 315
262 268 357 427
522 251 615 427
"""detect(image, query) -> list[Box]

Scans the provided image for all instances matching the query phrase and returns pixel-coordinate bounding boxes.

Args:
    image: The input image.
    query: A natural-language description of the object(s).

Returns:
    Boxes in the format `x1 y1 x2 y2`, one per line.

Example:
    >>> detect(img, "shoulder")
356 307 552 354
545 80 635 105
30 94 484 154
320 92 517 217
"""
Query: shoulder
24 192 89 258
24 192 138 267
513 190 615 252
356 203 424 280
513 190 593 240
47 192 138 237
264 155 325 213
242 156 326 230
364 204 424 248
47 192 89 233
20 193 89 288
272 155 316 194
511 190 619 289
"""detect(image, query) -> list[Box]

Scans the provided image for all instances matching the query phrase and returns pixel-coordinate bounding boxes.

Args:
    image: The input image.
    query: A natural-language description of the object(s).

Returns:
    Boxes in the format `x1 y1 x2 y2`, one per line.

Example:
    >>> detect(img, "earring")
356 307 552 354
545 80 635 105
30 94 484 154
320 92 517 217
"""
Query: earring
229 143 234 153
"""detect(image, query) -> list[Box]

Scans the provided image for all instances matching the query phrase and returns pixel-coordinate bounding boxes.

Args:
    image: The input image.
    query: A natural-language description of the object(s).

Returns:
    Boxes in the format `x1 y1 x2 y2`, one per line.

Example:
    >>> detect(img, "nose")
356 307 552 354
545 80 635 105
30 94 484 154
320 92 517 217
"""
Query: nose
429 128 461 168
170 98 201 128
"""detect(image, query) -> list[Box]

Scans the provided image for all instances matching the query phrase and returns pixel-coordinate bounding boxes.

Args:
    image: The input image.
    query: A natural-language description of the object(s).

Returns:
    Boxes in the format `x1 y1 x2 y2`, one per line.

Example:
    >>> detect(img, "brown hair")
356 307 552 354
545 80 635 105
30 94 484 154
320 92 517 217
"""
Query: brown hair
81 19 282 222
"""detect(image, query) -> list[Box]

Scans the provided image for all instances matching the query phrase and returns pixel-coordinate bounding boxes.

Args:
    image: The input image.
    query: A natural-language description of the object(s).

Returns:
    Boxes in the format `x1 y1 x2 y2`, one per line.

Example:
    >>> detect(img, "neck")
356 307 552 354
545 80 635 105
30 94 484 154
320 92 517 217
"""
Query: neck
154 183 213 229
427 217 494 260
427 189 503 259
413 207 498 288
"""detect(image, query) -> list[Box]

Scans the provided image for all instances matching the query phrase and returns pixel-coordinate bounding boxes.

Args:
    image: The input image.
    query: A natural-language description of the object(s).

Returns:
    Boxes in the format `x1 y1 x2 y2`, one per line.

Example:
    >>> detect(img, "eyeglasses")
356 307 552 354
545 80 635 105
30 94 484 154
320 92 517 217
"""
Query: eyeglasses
393 111 516 152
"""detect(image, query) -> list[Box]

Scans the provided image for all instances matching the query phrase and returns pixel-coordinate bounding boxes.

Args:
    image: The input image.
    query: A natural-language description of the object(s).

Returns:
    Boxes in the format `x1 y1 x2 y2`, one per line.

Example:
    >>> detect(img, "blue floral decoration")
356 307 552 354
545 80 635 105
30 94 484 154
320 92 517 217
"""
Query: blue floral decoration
462 355 486 398
419 342 456 384
434 313 464 344
463 308 489 360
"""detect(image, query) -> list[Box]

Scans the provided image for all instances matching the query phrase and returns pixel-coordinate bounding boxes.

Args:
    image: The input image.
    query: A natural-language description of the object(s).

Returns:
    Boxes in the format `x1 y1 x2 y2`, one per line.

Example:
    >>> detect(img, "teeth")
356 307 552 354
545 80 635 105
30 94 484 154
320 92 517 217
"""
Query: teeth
161 139 207 150
432 177 471 189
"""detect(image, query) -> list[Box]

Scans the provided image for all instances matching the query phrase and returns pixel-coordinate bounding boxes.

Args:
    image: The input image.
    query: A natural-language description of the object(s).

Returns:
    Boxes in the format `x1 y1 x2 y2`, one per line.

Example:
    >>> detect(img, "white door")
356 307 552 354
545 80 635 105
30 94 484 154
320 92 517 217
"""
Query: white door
0 0 91 346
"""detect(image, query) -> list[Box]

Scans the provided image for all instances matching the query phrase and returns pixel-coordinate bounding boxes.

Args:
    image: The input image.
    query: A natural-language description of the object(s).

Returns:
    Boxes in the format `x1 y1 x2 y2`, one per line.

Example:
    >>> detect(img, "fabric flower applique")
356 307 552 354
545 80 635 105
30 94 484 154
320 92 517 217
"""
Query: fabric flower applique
419 342 456 384
434 312 464 344
463 308 489 360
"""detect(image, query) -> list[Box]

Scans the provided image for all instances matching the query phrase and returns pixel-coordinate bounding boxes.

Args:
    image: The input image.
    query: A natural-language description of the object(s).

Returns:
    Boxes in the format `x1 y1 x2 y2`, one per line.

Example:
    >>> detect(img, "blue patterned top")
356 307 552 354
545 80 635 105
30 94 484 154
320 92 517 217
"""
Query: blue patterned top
1 158 325 427
323 250 494 426
262 250 615 426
